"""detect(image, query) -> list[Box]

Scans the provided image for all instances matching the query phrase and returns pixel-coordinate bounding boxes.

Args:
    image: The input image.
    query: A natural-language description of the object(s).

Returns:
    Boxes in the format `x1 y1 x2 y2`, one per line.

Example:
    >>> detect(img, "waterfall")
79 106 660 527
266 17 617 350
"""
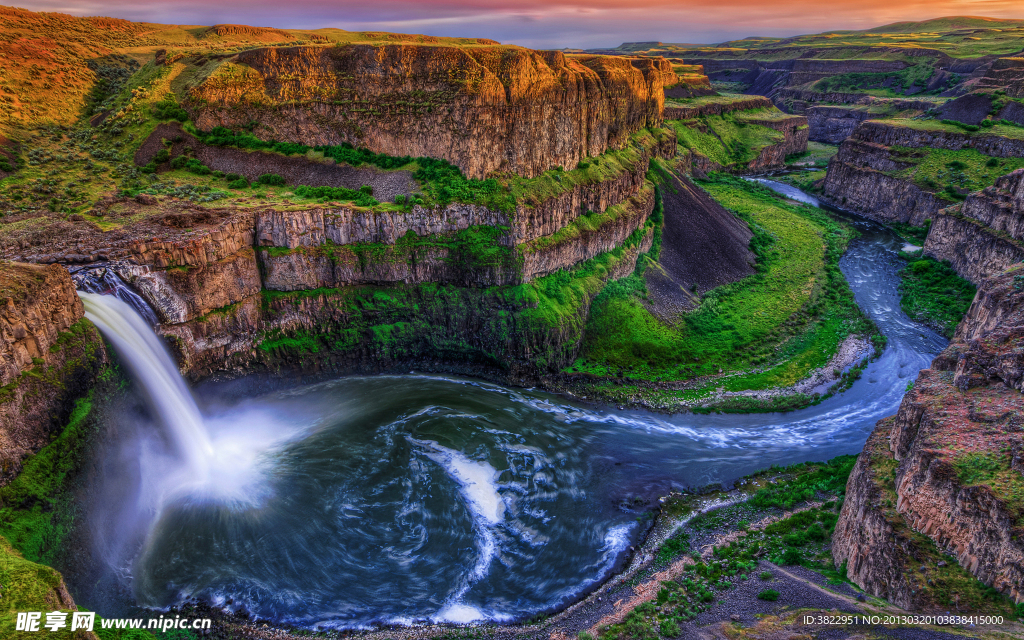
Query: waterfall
72 267 160 325
80 292 214 476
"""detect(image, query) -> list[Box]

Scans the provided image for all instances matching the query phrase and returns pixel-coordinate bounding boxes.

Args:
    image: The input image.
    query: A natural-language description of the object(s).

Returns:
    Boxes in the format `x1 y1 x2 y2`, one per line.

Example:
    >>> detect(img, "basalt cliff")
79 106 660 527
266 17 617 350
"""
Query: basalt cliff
834 265 1024 608
185 45 676 179
0 262 104 483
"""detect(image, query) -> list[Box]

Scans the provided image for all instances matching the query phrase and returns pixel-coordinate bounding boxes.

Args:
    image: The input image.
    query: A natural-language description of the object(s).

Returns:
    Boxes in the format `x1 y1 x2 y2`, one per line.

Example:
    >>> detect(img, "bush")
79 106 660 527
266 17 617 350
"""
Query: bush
151 97 188 122
987 157 1000 168
184 158 210 175
154 149 170 164
394 194 406 205
257 173 286 186
169 156 187 169
228 178 249 189
781 548 803 565
225 173 242 182
759 571 772 580
659 620 680 637
757 589 780 601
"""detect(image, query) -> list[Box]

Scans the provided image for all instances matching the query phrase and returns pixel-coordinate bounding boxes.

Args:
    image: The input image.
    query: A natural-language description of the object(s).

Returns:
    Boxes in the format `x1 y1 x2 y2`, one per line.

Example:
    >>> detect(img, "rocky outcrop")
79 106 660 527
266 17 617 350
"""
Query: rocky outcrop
822 145 943 226
821 121 1024 226
774 89 939 115
835 266 1024 607
125 248 262 324
254 204 509 249
160 227 656 381
831 419 920 609
135 123 418 204
663 61 714 99
664 96 771 120
923 171 1024 284
519 186 655 281
973 57 1024 98
958 169 1024 240
186 45 676 179
923 214 1024 284
852 121 1024 158
804 106 871 143
0 262 104 484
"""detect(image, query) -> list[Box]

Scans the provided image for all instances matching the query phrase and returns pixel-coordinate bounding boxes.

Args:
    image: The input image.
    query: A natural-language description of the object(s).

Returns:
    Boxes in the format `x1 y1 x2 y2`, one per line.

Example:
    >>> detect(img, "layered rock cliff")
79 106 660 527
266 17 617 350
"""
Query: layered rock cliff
666 99 807 174
923 170 1024 283
185 45 676 179
663 96 771 120
821 121 1024 226
834 266 1024 608
0 262 104 484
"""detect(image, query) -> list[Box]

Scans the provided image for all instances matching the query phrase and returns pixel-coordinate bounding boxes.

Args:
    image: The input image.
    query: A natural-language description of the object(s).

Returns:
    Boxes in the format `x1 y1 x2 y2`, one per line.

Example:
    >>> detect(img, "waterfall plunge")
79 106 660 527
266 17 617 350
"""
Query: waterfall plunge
80 293 214 478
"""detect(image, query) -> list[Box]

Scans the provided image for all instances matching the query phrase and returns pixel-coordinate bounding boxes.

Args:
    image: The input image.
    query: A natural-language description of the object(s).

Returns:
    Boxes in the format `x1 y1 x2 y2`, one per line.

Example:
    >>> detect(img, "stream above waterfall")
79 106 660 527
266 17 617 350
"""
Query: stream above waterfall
73 179 948 629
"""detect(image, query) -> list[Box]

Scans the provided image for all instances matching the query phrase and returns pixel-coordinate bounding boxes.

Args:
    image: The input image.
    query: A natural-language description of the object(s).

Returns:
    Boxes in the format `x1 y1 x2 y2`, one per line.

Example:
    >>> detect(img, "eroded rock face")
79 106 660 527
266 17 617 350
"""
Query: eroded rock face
922 170 1024 284
834 266 1024 607
823 145 943 226
804 106 870 144
959 169 1024 240
186 45 675 179
923 213 1024 284
830 419 920 610
0 262 104 484
822 123 1024 228
663 96 771 120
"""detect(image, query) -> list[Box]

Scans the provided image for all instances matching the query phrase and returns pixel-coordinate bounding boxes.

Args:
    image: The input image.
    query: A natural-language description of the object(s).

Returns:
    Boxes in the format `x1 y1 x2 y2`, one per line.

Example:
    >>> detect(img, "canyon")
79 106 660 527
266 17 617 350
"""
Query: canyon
1 8 1024 636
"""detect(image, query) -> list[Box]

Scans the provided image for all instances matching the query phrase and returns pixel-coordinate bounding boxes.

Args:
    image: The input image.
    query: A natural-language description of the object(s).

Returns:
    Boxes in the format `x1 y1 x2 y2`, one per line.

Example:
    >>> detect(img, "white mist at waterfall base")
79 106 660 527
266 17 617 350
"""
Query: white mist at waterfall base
79 293 302 508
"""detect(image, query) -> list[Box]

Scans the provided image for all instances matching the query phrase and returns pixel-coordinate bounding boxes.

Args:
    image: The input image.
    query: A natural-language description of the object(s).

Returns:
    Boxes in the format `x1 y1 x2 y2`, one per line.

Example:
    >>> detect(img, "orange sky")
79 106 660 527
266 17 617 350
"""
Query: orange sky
18 0 1024 47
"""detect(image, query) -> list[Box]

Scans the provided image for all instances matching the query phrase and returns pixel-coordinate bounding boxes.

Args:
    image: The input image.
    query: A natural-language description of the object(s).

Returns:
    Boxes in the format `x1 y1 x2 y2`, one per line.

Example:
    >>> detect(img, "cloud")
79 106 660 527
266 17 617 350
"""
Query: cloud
12 0 1024 48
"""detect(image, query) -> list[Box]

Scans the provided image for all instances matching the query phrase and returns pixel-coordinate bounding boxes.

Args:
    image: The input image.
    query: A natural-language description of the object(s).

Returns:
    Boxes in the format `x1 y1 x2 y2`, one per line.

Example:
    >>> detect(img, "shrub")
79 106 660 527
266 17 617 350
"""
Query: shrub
169 156 187 169
946 160 968 171
228 178 249 189
659 620 680 637
151 97 188 122
257 173 286 186
781 548 803 565
394 194 406 205
987 157 1000 168
225 173 242 182
757 589 780 601
153 149 170 164
759 571 772 580
184 158 211 175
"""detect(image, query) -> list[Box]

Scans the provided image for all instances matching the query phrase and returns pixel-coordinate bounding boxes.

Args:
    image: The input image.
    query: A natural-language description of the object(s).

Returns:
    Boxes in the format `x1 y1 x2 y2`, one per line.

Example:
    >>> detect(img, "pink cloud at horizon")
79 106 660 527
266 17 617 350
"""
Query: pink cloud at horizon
10 0 1024 48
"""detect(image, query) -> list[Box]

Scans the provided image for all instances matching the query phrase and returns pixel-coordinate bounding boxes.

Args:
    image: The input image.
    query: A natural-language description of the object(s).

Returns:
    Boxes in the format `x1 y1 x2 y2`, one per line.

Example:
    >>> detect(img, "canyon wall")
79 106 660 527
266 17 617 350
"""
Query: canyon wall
94 126 674 381
822 122 1024 228
185 45 676 179
665 99 807 174
834 266 1024 607
822 134 941 226
0 262 104 485
923 170 1024 284
663 96 771 120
